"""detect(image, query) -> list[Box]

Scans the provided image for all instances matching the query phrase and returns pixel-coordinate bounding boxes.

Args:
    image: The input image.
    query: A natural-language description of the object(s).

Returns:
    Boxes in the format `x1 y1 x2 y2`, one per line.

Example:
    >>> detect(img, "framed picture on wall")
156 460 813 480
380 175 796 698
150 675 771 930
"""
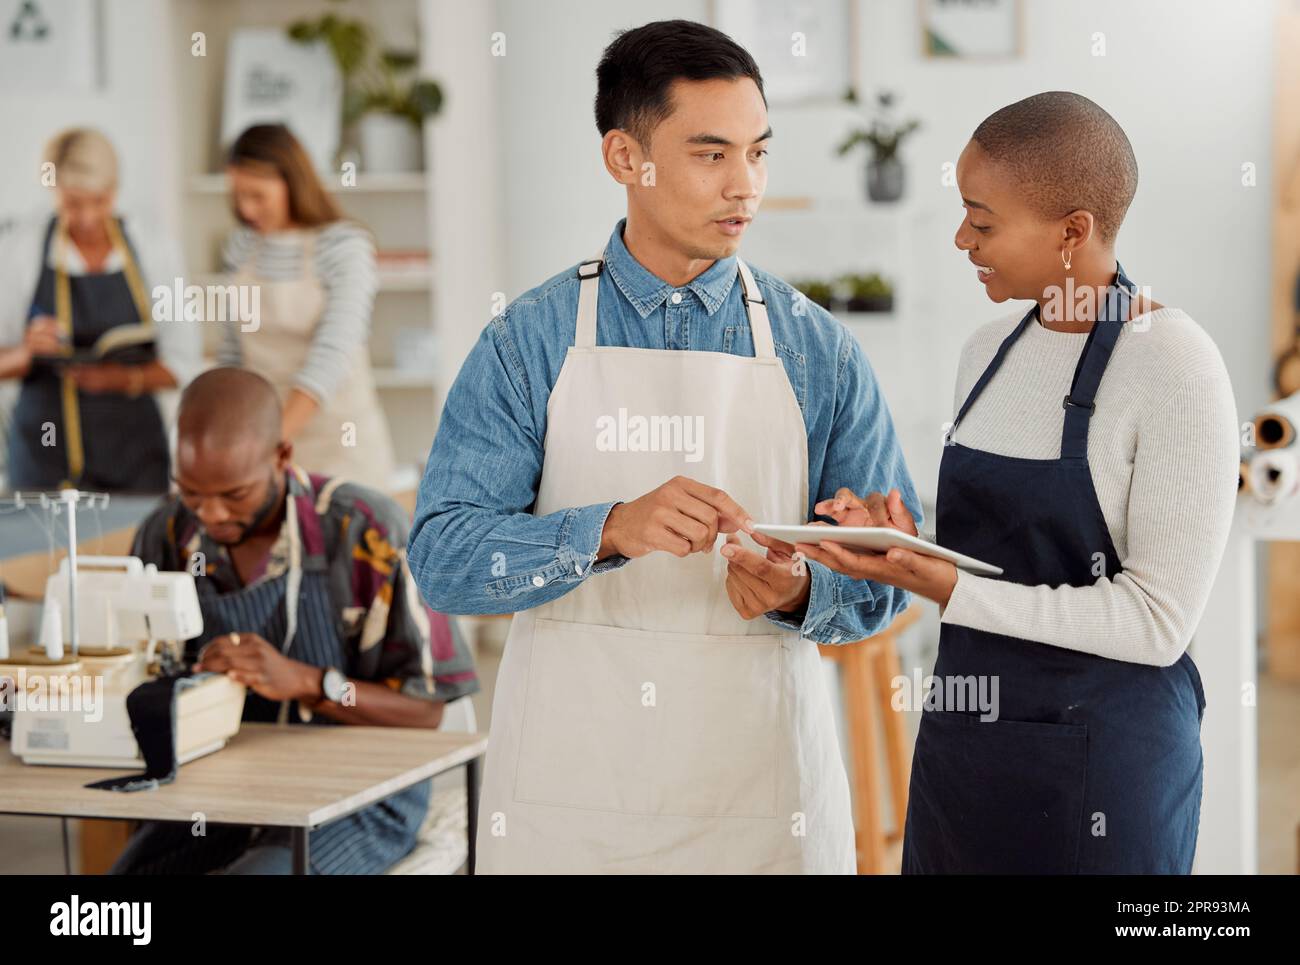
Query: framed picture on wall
710 0 859 105
221 28 342 174
0 0 102 92
920 0 1023 60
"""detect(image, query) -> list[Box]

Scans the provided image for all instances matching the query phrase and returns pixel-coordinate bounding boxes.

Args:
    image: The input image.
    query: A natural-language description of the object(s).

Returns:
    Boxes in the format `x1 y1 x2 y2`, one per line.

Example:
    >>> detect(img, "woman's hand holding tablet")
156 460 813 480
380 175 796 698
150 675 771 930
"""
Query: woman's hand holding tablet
753 524 1003 577
753 488 993 607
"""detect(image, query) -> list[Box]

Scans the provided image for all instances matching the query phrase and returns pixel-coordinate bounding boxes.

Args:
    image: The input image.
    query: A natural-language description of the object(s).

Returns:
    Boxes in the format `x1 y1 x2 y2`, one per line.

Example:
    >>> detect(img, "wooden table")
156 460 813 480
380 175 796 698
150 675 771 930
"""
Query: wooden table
0 722 488 874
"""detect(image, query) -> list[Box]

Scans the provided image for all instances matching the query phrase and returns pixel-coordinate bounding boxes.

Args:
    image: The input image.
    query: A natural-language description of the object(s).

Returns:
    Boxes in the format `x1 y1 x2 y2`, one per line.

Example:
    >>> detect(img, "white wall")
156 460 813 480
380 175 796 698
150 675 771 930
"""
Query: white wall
2 0 1270 497
0 0 181 237
496 0 709 293
491 0 1275 503
856 0 1275 497
0 0 1271 476
425 0 506 419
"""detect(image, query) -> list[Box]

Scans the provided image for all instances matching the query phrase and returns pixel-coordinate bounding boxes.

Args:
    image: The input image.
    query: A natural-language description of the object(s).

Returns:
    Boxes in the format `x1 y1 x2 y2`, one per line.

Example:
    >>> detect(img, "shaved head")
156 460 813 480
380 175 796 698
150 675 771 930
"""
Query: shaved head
178 367 282 454
971 91 1137 244
173 368 290 546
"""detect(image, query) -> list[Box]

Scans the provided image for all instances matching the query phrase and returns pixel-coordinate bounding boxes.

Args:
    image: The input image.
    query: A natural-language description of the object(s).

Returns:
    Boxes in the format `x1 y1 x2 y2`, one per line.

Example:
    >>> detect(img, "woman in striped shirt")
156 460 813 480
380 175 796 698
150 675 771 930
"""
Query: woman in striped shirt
220 124 396 491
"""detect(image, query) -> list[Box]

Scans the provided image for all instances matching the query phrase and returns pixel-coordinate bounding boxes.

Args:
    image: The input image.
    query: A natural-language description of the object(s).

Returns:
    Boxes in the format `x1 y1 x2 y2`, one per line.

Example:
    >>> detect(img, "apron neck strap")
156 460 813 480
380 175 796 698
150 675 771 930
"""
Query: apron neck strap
574 249 776 359
1059 261 1135 459
735 257 775 359
574 248 604 348
277 468 307 724
947 261 1137 458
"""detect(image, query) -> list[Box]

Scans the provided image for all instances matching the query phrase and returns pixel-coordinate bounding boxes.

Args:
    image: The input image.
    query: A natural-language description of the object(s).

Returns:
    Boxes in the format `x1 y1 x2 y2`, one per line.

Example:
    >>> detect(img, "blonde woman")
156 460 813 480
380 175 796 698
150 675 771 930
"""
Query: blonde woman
0 128 199 491
220 124 395 492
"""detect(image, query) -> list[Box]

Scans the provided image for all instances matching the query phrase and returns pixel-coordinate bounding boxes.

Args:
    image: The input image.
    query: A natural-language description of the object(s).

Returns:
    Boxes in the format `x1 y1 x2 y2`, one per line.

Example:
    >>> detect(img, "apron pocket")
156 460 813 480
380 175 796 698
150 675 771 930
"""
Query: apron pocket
910 710 1088 874
513 618 784 818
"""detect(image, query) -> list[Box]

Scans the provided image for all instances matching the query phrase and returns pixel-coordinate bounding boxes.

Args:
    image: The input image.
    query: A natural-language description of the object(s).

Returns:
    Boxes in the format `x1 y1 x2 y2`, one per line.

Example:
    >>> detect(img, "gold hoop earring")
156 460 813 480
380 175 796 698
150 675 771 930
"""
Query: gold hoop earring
1061 248 1073 271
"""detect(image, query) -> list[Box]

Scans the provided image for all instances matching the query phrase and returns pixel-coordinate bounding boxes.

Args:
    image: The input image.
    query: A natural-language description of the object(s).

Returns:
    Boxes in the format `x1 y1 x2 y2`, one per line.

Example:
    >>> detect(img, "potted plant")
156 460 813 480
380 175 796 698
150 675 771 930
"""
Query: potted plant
837 272 894 313
288 13 444 173
791 278 835 311
835 89 920 203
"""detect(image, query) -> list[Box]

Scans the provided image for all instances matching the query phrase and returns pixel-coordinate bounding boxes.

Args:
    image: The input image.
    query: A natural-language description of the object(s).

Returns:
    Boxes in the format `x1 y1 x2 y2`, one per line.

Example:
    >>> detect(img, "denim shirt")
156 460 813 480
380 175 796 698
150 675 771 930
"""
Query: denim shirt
409 218 923 644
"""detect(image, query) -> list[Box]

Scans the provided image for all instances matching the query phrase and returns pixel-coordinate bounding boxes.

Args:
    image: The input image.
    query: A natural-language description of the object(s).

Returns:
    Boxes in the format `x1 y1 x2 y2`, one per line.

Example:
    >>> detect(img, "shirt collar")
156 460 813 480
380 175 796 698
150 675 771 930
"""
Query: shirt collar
187 466 322 588
602 217 741 318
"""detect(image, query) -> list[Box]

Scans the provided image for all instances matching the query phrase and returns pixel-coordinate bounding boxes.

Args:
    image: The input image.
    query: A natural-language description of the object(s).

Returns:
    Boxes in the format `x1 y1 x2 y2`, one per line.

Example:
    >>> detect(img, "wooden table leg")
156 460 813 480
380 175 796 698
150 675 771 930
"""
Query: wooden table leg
291 826 310 875
872 632 911 843
79 818 136 875
844 643 885 874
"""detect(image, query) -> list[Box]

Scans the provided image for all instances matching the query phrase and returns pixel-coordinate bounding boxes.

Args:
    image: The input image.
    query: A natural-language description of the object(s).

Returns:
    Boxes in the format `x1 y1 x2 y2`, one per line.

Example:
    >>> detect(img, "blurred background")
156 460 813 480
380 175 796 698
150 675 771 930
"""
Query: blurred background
0 0 1293 875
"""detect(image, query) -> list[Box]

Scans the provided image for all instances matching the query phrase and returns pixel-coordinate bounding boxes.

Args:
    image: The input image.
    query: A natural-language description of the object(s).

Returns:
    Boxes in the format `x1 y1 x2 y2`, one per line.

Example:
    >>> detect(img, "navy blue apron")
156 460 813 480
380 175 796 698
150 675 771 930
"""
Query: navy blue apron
8 216 169 491
902 264 1207 875
111 496 430 875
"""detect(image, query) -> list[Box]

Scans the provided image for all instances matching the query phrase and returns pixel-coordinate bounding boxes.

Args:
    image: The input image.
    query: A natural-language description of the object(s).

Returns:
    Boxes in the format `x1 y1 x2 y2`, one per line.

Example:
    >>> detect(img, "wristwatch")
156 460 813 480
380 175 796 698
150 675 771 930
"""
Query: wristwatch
320 666 347 704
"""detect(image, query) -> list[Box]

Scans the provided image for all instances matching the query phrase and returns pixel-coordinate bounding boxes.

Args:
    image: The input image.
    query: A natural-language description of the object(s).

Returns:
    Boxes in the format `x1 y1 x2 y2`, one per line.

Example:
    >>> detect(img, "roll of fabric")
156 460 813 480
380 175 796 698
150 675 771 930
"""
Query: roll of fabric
85 672 210 793
1248 447 1300 505
1253 392 1300 450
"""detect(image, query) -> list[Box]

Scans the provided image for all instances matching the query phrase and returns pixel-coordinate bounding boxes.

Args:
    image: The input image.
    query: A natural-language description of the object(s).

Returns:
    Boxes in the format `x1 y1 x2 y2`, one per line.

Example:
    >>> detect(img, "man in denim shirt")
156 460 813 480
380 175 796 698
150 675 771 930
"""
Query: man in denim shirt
409 20 920 873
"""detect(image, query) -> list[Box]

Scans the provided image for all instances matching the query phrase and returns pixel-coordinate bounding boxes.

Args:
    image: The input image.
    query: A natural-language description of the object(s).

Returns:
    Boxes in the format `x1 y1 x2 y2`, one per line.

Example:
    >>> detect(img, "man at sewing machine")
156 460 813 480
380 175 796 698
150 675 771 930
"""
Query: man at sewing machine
109 367 478 875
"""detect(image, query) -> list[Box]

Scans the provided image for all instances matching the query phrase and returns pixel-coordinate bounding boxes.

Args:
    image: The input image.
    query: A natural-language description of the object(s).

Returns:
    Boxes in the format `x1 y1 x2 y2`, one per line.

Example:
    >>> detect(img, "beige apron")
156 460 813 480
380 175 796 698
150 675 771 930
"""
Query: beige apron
232 230 396 491
475 250 855 873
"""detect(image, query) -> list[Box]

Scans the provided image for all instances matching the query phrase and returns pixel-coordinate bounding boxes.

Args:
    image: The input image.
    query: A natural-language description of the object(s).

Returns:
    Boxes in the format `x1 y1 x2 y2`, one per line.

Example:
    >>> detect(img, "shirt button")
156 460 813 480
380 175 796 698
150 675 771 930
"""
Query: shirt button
531 575 545 587
574 563 584 575
670 291 683 304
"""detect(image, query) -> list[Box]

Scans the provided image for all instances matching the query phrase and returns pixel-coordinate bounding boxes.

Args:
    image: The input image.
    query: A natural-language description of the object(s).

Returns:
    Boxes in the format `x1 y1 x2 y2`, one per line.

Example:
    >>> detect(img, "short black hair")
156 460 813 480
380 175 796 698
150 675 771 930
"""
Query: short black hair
595 19 765 151
971 91 1138 244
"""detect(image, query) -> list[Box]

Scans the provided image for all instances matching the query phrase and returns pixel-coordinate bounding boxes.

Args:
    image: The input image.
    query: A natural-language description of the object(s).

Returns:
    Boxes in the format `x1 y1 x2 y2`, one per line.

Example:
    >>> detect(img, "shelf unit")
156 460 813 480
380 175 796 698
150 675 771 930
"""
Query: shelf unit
746 194 956 506
168 0 437 482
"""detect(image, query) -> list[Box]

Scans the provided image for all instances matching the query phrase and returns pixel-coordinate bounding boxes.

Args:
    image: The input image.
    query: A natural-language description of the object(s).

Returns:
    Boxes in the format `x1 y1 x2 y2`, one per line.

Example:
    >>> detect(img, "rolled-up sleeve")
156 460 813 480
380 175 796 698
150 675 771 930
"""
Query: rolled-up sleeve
408 315 628 616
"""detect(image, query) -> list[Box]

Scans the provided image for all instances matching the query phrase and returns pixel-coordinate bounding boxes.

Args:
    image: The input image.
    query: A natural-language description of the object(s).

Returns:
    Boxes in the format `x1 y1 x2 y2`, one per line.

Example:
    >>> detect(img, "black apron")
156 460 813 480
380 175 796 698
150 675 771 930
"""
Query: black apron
8 216 168 491
902 264 1207 875
111 497 430 875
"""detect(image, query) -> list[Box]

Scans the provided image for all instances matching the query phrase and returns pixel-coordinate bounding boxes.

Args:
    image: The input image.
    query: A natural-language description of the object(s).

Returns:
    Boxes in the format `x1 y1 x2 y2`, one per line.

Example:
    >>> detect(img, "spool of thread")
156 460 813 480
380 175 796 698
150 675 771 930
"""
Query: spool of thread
1239 456 1252 494
1253 392 1300 450
40 602 63 661
1249 448 1300 505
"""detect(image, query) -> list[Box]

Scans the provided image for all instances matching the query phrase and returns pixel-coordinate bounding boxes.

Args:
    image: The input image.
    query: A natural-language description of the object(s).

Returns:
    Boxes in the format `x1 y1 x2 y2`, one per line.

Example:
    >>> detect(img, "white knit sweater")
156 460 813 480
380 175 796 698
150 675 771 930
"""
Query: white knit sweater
938 306 1239 667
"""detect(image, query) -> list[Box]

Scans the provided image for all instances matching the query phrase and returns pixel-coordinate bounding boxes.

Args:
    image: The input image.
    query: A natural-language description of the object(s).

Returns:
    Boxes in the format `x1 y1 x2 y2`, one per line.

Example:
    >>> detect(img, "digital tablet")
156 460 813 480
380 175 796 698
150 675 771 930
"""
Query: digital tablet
752 524 1004 577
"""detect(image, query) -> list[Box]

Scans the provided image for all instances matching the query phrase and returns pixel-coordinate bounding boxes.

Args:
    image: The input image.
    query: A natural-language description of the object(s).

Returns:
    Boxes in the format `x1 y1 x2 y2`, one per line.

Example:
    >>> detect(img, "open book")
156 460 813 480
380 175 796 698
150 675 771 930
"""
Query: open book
33 323 155 365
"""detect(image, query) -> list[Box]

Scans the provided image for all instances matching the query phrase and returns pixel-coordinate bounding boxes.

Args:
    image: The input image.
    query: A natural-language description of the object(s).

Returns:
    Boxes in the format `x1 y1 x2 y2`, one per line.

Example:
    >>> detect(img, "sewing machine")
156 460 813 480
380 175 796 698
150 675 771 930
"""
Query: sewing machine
4 556 245 768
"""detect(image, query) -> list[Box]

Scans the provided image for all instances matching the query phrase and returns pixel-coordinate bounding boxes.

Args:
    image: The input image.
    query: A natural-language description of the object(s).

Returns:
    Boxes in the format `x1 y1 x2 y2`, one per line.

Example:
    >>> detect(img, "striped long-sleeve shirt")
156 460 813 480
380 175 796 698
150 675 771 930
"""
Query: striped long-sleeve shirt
219 221 378 401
